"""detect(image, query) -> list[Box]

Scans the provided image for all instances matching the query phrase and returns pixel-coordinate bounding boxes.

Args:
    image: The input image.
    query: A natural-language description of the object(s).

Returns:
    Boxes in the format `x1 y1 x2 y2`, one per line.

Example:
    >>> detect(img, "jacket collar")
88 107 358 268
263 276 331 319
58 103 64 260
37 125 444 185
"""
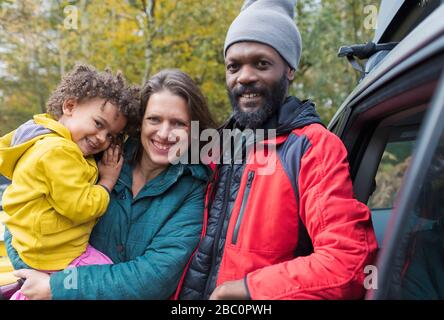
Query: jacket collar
264 96 323 135
222 96 322 135
219 96 323 150
33 113 72 140
114 147 210 199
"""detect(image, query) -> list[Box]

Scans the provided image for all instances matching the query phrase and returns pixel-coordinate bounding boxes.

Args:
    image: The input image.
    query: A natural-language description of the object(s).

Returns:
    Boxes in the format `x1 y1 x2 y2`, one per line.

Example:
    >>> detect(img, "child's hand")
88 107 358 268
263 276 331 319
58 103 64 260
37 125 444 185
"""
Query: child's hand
98 144 123 192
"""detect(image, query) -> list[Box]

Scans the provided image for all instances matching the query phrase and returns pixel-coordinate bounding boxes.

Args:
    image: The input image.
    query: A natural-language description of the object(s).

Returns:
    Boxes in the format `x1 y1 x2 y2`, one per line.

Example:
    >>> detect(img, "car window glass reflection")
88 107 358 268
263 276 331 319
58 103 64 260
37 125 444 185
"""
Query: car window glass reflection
369 139 416 209
388 131 444 299
368 129 417 247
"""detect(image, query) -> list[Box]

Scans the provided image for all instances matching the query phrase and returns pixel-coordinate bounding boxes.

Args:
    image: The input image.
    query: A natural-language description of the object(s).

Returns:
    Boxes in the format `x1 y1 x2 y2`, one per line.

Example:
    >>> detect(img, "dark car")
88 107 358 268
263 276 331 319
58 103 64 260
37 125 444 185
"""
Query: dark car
329 0 444 299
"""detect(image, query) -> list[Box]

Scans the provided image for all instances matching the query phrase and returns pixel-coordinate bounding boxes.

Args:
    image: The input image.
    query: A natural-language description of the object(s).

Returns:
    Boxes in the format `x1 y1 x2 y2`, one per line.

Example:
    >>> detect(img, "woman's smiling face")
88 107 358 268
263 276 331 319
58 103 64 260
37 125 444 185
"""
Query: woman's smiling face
140 90 191 169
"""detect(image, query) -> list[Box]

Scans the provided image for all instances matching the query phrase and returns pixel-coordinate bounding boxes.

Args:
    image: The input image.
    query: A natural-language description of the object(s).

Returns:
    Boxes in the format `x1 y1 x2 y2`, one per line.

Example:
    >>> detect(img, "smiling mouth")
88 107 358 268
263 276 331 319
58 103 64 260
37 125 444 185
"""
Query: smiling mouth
86 137 98 150
240 93 261 100
238 93 263 107
237 93 263 110
152 140 174 152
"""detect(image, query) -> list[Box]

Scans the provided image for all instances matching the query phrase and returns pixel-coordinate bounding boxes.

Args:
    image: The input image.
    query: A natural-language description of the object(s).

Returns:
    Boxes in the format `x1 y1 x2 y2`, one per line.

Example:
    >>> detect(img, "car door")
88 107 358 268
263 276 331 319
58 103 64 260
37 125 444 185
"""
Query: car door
367 68 444 299
330 39 444 252
328 2 444 299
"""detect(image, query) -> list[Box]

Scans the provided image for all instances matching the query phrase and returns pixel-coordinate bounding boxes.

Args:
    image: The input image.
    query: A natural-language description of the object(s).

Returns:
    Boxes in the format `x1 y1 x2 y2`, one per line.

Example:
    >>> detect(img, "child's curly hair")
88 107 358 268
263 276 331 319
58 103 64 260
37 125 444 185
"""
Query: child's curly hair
46 64 140 136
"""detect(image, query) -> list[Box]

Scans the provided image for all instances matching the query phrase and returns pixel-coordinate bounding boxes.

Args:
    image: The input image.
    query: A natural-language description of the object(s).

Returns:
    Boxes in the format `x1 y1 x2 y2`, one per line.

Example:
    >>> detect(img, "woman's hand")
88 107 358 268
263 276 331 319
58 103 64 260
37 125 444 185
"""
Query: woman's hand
13 269 52 300
98 144 123 192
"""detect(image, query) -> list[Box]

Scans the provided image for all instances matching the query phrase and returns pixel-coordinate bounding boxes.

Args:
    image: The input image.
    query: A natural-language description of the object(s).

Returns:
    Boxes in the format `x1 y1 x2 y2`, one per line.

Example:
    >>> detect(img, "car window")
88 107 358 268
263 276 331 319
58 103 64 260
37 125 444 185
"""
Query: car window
368 132 416 210
385 127 444 299
367 130 417 247
368 66 444 300
358 124 420 248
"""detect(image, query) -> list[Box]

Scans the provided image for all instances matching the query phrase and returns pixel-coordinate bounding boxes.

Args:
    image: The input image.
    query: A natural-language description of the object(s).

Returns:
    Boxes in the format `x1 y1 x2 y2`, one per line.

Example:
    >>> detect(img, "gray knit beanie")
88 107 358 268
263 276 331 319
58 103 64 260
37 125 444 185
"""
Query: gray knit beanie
224 0 302 70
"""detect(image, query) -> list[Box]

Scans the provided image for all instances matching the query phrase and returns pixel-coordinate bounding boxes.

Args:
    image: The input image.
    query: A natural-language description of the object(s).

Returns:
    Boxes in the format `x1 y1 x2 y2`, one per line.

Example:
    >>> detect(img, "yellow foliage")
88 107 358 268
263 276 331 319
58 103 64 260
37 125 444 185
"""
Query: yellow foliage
1 0 378 131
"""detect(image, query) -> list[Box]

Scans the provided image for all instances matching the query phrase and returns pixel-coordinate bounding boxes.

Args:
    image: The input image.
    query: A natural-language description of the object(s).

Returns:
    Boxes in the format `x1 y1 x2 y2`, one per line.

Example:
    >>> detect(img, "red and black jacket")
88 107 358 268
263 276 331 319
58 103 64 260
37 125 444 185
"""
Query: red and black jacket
177 96 378 299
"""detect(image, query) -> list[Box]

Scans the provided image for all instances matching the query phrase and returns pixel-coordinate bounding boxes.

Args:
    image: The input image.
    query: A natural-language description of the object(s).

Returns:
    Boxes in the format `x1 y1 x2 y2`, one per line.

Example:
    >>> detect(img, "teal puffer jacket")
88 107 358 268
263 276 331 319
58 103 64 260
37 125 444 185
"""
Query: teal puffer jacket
49 159 210 299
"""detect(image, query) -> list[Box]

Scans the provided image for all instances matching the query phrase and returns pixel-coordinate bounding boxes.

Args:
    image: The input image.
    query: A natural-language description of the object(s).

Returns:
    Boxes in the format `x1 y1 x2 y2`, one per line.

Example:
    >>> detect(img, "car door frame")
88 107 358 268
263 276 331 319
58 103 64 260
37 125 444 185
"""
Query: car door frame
367 68 444 300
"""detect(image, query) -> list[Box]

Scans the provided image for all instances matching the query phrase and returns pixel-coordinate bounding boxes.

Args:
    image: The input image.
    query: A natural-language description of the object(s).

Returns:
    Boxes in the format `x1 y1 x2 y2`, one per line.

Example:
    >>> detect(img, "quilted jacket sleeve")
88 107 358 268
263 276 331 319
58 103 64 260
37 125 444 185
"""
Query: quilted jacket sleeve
3 226 30 270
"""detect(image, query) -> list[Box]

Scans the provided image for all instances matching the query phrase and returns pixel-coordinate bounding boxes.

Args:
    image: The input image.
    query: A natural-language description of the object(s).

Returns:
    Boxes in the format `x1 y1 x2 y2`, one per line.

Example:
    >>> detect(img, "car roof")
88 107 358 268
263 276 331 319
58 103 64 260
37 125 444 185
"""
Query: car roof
374 0 405 43
329 3 444 129
374 0 442 43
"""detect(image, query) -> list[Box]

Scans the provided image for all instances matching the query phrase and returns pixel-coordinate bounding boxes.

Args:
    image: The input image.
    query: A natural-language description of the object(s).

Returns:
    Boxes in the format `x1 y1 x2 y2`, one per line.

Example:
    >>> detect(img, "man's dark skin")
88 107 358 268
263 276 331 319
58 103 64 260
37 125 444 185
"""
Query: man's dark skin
209 40 295 300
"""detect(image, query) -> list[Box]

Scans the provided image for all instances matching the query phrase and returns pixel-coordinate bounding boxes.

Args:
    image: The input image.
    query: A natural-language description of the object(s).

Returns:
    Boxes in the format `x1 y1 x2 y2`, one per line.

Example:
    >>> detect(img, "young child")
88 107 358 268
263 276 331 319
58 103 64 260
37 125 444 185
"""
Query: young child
0 64 140 298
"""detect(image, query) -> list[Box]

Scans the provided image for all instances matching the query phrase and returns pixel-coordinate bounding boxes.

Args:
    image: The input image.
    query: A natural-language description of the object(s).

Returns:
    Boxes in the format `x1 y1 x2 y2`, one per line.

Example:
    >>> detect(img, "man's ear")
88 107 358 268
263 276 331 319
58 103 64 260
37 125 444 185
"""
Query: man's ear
62 98 77 116
287 68 295 81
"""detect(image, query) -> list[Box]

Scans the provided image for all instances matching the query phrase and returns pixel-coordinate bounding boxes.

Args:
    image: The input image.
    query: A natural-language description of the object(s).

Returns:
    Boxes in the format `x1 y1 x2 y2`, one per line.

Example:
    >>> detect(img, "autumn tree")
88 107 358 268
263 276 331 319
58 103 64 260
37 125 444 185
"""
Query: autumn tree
1 0 380 135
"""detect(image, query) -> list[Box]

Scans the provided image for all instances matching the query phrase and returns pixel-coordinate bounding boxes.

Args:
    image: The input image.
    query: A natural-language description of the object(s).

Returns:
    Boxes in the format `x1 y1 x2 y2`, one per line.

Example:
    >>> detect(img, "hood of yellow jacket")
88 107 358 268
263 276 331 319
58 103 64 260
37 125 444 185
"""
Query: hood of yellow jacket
0 114 71 179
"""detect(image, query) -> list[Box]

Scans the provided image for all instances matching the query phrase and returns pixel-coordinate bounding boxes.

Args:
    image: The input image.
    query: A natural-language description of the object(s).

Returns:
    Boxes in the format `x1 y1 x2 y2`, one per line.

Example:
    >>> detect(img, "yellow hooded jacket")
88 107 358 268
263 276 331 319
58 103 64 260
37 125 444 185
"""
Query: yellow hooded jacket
0 114 110 270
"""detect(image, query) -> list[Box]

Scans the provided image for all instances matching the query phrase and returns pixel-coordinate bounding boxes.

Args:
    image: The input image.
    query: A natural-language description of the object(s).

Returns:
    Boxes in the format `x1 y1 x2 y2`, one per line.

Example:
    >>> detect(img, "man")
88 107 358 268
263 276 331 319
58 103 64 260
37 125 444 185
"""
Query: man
177 0 378 300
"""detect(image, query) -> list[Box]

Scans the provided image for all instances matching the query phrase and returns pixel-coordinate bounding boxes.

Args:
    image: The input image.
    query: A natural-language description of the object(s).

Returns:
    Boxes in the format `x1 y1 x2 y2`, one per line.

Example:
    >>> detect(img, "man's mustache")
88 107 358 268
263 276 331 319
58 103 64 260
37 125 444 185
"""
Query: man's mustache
232 84 266 98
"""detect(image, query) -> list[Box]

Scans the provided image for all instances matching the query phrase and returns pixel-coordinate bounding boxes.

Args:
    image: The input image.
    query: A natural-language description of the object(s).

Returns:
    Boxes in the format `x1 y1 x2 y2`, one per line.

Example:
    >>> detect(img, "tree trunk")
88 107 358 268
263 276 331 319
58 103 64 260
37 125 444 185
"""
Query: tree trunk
39 93 46 113
141 0 155 84
350 0 360 83
59 43 65 77
79 0 89 59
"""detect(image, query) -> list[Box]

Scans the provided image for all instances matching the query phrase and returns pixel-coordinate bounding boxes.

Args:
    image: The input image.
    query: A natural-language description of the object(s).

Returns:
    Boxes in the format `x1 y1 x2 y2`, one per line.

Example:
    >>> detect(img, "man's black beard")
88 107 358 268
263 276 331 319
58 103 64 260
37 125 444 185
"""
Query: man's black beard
228 75 288 129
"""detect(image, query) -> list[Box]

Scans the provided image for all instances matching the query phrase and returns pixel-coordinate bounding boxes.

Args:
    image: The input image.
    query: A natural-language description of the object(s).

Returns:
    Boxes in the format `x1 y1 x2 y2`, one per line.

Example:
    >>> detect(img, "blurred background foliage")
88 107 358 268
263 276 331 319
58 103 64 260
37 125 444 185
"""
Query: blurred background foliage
0 0 378 135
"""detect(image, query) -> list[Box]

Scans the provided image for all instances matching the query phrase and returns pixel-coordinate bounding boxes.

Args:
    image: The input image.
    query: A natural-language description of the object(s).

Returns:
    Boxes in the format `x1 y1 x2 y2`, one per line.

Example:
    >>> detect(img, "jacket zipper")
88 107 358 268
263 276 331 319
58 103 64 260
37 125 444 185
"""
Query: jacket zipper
203 162 234 298
231 171 255 245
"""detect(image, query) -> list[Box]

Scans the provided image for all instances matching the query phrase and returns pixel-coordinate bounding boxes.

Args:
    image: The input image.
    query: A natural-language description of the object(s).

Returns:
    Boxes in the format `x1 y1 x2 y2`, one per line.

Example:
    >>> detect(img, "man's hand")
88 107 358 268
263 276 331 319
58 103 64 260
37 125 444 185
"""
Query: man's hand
12 269 52 300
209 279 249 300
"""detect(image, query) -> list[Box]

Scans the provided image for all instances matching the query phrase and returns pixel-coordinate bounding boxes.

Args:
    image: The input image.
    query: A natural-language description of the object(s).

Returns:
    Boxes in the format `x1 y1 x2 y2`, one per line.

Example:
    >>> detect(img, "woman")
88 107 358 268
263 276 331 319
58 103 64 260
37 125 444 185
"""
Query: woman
5 69 216 299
